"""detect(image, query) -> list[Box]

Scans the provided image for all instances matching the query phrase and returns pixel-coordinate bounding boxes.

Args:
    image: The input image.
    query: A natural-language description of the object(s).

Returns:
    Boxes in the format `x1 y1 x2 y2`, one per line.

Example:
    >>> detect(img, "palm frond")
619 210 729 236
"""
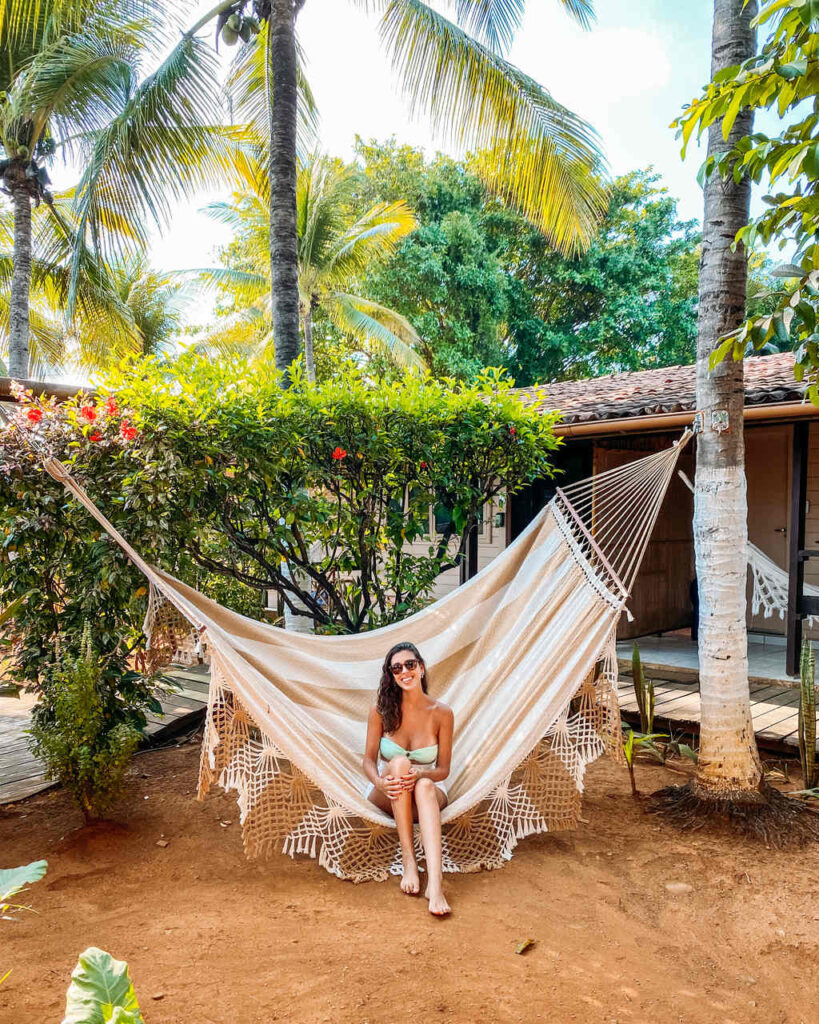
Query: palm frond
226 20 319 167
297 157 351 276
69 31 253 310
187 306 271 362
3 15 142 154
187 265 269 307
379 0 607 254
556 0 595 29
327 199 417 282
328 292 425 369
0 279 66 373
451 0 525 54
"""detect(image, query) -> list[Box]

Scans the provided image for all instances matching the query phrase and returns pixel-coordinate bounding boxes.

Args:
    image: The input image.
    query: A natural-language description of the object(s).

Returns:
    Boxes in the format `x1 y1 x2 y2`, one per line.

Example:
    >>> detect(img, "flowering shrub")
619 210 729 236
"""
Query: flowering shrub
0 357 560 666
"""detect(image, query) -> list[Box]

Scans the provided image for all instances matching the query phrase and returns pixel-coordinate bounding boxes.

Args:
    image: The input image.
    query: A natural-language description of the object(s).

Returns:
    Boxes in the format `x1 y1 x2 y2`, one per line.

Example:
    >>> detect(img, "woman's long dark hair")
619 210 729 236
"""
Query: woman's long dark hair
377 642 427 734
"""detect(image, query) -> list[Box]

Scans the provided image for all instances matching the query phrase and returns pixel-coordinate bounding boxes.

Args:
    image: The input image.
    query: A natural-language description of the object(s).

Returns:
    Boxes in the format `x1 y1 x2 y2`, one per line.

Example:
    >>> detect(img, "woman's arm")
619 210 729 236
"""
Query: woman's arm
408 706 454 786
363 706 403 799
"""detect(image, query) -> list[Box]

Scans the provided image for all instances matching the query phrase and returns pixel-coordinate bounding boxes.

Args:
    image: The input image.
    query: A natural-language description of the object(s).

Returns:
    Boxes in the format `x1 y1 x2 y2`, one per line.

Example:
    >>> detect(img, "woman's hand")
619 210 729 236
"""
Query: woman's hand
380 774 405 800
401 768 419 792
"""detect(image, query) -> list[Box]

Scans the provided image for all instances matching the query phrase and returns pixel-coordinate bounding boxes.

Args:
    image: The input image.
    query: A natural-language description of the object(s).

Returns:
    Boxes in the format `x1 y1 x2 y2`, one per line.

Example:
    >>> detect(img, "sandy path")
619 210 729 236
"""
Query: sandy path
1 742 817 1024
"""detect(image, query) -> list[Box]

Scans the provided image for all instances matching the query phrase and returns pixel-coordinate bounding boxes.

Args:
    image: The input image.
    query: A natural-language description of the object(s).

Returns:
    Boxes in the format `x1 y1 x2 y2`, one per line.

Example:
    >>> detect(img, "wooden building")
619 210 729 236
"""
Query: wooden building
438 353 819 679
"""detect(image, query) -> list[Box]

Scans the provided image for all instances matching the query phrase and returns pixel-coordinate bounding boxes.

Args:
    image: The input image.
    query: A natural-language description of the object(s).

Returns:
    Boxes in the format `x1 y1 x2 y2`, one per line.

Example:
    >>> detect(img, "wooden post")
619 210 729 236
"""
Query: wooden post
460 514 479 584
786 421 809 676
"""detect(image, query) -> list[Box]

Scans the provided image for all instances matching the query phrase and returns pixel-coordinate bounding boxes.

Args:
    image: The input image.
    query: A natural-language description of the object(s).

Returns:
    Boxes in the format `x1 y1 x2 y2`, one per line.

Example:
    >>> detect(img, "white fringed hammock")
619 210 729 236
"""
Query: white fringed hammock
29 439 690 881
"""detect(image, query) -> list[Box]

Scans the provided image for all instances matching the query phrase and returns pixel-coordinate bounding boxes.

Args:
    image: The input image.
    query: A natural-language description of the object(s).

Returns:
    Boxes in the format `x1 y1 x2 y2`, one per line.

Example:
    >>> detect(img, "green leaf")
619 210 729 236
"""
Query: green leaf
0 860 47 903
63 948 143 1024
802 143 819 181
775 57 808 80
709 333 739 370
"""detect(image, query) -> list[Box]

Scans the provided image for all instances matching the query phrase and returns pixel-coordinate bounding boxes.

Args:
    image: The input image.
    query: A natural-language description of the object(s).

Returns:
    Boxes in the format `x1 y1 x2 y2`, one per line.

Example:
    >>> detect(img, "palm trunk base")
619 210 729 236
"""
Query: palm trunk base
647 780 819 847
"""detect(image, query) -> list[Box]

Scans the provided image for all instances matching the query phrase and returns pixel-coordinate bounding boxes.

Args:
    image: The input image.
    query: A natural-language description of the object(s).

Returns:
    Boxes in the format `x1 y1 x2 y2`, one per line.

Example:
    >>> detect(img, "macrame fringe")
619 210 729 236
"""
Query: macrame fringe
192 629 623 883
142 584 210 672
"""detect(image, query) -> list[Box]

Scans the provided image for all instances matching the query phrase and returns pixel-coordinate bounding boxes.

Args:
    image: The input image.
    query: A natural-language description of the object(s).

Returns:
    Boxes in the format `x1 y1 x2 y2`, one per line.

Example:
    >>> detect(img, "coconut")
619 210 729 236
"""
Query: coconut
239 20 252 42
221 24 239 45
17 145 30 159
227 13 241 30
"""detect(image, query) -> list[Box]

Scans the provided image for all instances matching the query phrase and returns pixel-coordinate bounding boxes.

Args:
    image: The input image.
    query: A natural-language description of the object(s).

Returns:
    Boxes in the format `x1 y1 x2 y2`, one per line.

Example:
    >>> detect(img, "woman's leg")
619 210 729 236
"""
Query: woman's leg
385 755 420 894
413 778 450 915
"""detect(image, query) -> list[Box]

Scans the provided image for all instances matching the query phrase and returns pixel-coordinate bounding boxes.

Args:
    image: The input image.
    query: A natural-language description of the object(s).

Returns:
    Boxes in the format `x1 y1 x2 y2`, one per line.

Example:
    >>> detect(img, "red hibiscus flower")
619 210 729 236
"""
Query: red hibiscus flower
104 396 118 416
89 432 103 443
509 426 516 436
26 408 43 424
120 421 137 441
420 461 427 469
79 404 97 423
331 446 347 461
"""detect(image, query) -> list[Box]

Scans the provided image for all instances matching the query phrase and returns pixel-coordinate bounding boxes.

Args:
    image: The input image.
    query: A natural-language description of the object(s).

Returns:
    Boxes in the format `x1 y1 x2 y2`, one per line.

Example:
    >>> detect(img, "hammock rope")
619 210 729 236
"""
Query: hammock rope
0 404 691 880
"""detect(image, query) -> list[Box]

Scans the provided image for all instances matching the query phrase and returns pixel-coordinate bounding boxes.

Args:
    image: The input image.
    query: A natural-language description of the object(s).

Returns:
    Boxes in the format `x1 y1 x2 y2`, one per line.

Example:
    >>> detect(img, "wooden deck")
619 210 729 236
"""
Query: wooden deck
2 660 814 806
0 665 209 805
617 675 809 751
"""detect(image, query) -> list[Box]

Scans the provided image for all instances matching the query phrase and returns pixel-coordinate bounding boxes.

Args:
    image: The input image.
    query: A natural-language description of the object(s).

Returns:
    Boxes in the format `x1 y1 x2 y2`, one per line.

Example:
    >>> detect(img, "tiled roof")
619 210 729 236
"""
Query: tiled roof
516 352 806 424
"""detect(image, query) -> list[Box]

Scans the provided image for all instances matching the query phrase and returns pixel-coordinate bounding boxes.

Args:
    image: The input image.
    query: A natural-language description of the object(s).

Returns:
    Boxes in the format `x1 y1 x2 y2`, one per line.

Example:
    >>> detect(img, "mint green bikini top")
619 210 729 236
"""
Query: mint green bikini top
379 735 438 764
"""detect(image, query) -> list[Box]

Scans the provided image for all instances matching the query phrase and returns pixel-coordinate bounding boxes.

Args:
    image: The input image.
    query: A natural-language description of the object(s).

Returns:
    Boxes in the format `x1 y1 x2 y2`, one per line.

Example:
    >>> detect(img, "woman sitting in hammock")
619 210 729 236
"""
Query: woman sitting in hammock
364 642 454 916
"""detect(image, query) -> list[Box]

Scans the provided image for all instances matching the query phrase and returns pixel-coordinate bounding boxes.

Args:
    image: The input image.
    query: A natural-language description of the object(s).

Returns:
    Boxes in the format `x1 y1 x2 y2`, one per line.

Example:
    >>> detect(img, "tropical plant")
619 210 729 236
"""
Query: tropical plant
1 859 47 986
672 0 819 396
622 729 668 798
0 0 248 379
631 642 655 735
0 859 47 923
0 195 152 376
28 623 142 821
197 156 423 376
216 0 608 373
63 947 143 1024
798 635 817 789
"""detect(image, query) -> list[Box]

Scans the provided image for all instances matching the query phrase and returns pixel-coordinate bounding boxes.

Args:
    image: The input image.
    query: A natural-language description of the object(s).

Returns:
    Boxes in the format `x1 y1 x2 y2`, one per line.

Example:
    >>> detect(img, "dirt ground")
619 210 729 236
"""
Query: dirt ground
1 741 818 1024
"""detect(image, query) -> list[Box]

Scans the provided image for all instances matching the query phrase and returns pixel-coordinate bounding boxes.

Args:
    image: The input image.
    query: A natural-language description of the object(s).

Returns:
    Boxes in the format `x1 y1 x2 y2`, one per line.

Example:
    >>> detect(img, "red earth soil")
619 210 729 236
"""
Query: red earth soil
1 740 817 1024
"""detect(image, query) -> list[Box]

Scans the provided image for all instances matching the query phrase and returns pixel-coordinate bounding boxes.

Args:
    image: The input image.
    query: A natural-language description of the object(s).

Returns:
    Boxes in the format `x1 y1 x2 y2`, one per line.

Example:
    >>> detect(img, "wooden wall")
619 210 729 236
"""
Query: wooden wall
592 437 695 640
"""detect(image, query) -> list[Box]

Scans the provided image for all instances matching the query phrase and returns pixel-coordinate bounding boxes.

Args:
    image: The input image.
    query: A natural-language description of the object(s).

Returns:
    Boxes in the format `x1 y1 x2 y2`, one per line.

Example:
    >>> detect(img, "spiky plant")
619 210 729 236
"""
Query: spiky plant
631 641 655 735
798 636 817 790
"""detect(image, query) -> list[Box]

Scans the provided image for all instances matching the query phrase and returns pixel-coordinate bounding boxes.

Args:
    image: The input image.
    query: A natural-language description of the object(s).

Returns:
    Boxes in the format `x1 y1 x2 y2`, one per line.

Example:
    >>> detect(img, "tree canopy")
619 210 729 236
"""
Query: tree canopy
349 140 700 384
674 0 819 393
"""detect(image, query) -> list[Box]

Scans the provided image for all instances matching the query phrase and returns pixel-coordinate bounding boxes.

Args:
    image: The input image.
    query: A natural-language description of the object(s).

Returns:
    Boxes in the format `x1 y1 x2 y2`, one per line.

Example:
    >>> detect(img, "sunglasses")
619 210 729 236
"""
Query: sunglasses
390 658 419 676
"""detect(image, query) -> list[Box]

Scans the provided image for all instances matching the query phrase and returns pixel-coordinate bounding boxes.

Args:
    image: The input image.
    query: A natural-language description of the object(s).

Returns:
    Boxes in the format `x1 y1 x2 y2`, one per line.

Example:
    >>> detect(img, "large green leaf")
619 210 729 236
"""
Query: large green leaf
0 860 47 903
63 948 143 1024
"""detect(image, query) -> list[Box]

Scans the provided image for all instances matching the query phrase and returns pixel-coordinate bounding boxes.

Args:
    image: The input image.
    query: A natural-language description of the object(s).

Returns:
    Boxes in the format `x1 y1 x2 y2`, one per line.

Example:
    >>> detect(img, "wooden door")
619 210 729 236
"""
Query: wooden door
594 442 695 640
745 425 791 635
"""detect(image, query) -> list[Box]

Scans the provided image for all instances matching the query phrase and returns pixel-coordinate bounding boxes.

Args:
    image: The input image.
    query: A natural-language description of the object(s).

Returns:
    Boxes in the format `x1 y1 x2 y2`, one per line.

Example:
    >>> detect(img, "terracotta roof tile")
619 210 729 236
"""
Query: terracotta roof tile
516 352 805 424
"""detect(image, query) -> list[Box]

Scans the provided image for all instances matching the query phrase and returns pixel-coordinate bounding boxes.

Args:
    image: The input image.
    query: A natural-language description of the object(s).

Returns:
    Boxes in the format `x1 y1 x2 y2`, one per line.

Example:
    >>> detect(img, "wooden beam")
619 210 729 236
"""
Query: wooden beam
786 421 809 675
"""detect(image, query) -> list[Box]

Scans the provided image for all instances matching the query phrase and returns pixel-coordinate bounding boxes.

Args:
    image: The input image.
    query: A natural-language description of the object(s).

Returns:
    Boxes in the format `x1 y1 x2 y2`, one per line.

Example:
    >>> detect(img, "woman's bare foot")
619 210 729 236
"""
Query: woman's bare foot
425 884 451 916
400 861 420 895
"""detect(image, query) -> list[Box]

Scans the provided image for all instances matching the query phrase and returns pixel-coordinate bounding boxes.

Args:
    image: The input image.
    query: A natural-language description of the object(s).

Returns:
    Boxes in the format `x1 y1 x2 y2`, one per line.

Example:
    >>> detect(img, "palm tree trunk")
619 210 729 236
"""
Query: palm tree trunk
693 0 761 797
8 180 33 379
269 0 302 377
302 307 315 382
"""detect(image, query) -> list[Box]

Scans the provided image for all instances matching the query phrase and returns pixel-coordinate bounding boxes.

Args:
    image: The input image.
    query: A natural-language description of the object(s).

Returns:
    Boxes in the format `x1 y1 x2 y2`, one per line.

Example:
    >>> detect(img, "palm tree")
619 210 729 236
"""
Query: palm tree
0 0 247 379
0 192 140 375
197 156 423 376
219 0 608 372
667 1 763 811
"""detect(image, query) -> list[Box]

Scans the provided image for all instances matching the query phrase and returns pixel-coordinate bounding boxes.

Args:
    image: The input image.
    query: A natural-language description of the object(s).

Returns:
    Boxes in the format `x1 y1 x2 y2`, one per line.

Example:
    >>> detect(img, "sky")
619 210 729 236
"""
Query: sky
148 0 718 274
